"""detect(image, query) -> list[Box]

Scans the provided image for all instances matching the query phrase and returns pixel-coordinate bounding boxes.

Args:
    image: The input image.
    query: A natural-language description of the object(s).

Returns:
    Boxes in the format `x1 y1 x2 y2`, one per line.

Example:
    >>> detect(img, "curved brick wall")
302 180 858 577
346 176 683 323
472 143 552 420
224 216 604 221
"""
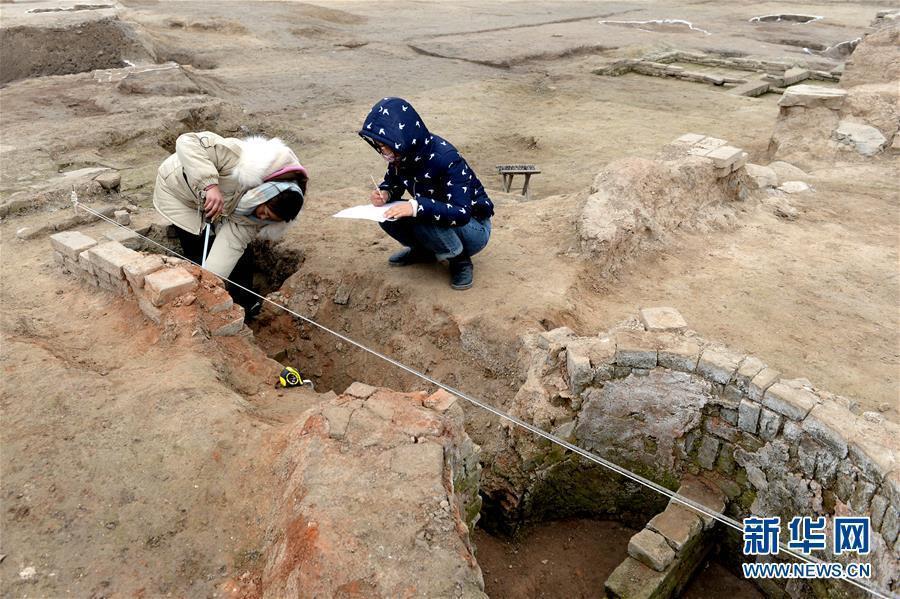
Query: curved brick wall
497 308 898 596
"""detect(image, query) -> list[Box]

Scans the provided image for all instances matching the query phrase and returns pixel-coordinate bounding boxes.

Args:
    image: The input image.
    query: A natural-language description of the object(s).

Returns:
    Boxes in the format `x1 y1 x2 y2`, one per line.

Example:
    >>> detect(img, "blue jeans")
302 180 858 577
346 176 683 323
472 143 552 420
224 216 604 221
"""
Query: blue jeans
380 217 491 260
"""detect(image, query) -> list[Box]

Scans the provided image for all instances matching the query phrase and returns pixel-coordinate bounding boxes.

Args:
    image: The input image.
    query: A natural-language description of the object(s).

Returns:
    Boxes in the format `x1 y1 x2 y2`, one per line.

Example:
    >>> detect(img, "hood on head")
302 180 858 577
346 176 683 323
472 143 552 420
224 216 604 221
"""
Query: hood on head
234 136 302 189
358 97 430 159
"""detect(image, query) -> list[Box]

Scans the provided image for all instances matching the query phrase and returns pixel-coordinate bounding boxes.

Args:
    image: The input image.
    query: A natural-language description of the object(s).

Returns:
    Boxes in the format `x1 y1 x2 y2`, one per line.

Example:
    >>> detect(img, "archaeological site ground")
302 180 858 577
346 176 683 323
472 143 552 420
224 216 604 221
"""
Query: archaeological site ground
1 1 898 598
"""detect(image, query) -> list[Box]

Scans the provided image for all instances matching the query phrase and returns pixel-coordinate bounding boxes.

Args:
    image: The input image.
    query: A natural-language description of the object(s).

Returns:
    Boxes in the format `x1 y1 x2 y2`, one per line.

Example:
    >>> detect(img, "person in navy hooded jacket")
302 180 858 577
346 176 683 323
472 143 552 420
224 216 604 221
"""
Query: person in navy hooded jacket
359 97 494 290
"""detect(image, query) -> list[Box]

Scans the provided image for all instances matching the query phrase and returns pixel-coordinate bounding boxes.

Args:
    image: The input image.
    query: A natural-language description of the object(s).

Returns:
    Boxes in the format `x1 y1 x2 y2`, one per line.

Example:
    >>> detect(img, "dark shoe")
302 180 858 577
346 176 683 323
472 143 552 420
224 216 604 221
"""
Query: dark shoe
244 301 263 323
388 247 435 267
449 254 473 290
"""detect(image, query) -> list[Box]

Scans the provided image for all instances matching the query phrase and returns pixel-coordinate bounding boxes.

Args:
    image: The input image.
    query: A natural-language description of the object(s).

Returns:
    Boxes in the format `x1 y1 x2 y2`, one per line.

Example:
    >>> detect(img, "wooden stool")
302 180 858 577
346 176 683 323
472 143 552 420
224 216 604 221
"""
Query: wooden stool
496 164 541 198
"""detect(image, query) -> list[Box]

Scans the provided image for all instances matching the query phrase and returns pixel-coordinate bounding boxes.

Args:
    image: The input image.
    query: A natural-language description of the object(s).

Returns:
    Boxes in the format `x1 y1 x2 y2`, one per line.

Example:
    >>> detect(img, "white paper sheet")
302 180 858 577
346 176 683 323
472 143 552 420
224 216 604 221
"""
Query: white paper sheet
332 202 402 223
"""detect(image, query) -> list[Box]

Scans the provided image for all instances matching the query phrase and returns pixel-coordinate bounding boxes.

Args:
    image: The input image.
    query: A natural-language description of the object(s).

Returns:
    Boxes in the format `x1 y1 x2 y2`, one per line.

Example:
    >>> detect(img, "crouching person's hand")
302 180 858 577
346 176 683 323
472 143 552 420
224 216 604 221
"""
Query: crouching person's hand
383 201 414 220
370 189 389 206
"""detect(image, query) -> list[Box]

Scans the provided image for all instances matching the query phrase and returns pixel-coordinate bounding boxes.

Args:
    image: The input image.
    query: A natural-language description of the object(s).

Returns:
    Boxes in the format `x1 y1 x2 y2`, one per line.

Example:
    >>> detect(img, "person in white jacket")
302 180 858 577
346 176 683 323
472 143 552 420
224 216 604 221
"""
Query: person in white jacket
153 131 308 316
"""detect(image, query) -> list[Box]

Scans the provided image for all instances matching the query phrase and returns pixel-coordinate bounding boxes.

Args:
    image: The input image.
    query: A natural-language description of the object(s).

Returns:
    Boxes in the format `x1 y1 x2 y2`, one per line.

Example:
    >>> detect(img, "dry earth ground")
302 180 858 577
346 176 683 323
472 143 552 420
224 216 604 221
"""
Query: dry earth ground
1 1 898 597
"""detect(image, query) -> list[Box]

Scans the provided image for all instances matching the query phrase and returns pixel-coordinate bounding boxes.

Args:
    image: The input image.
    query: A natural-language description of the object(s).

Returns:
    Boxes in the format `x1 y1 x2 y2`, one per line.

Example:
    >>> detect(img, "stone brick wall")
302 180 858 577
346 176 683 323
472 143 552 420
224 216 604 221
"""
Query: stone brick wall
500 308 898 596
49 229 247 338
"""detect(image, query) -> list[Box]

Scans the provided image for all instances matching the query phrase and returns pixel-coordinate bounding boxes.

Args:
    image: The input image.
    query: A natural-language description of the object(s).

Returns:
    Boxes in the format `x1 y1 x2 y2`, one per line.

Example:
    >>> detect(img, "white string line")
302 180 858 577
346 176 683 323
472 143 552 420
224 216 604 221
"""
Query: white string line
70 197 889 599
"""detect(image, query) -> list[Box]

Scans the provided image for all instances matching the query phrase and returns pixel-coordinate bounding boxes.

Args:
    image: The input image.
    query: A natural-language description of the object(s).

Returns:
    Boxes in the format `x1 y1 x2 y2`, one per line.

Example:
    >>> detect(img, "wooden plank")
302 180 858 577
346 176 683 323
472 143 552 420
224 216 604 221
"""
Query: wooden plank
496 164 541 174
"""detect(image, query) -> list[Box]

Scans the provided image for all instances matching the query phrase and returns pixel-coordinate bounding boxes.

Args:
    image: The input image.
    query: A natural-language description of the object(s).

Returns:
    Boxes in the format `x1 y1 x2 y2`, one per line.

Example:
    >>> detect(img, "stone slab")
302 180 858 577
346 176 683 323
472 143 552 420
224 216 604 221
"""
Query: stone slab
628 528 675 572
657 336 700 373
639 307 687 332
763 382 818 421
614 331 658 368
647 504 703 552
730 79 770 97
144 266 198 306
210 310 244 336
748 367 780 402
673 476 725 530
696 348 743 385
706 145 744 169
738 399 762 434
345 382 377 399
675 133 706 144
778 84 847 110
86 241 141 279
123 255 165 289
605 557 667 599
49 231 97 261
801 401 852 458
103 227 142 250
782 67 810 86
734 356 766 393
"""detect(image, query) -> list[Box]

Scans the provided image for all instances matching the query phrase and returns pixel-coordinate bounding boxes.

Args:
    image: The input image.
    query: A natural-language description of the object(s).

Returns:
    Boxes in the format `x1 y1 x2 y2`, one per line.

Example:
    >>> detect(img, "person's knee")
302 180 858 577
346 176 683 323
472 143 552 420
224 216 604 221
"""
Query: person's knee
407 222 460 258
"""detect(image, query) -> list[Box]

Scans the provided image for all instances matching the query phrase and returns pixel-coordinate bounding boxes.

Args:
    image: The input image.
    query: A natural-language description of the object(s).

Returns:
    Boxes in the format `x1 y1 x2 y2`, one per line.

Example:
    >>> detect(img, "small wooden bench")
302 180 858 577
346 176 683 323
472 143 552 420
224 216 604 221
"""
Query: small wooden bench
496 164 541 197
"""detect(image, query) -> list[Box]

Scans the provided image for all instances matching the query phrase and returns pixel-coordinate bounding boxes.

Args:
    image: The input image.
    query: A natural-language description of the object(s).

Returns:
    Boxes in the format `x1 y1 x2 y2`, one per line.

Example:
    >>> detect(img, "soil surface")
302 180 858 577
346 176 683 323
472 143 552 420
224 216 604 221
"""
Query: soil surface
473 519 764 599
1 1 897 597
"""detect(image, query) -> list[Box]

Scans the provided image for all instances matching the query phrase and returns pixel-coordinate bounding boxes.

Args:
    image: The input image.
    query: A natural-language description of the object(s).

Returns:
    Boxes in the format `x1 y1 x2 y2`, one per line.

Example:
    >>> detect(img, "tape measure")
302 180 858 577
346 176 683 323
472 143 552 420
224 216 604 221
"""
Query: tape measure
278 366 313 389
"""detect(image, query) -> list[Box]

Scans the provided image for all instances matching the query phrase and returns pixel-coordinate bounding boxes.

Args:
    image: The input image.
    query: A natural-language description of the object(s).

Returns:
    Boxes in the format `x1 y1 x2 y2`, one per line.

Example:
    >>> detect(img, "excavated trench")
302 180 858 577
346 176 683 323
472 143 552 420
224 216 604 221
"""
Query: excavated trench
245 265 767 598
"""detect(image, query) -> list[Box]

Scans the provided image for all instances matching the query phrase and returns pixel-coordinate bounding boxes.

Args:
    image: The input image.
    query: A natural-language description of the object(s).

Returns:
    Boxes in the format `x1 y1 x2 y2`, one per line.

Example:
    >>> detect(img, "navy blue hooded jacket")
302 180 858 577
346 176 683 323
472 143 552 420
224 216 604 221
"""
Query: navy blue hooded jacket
359 97 494 226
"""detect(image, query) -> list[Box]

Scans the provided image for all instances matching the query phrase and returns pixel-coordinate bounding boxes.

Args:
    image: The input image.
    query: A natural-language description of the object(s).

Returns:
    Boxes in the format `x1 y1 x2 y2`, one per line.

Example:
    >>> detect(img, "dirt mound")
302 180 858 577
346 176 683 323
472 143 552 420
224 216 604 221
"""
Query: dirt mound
0 18 151 84
841 23 900 87
258 386 485 598
577 152 747 276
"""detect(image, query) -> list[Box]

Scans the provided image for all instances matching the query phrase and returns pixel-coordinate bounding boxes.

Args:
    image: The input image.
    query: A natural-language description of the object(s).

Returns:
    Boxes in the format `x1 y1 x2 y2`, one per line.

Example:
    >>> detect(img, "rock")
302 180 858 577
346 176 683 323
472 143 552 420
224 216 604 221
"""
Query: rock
768 161 808 183
744 164 777 189
674 133 706 144
778 181 810 194
423 389 458 413
333 282 352 305
628 529 675 572
730 80 769 97
344 381 377 399
114 209 131 225
657 336 701 373
782 67 810 86
614 330 658 368
86 241 141 279
17 226 49 240
49 231 97 260
123 255 165 289
697 435 720 469
674 476 725 529
706 145 745 169
696 348 743 385
763 382 818 420
19 566 36 581
94 171 121 191
144 266 198 306
647 504 703 552
566 346 592 395
639 307 688 332
770 197 799 220
103 226 142 250
778 85 847 110
833 121 887 156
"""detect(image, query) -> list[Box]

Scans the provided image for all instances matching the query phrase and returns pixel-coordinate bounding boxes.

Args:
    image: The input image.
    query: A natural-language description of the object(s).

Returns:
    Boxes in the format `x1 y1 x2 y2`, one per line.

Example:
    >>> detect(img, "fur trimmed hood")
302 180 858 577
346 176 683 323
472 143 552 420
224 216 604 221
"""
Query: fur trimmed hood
234 136 305 189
